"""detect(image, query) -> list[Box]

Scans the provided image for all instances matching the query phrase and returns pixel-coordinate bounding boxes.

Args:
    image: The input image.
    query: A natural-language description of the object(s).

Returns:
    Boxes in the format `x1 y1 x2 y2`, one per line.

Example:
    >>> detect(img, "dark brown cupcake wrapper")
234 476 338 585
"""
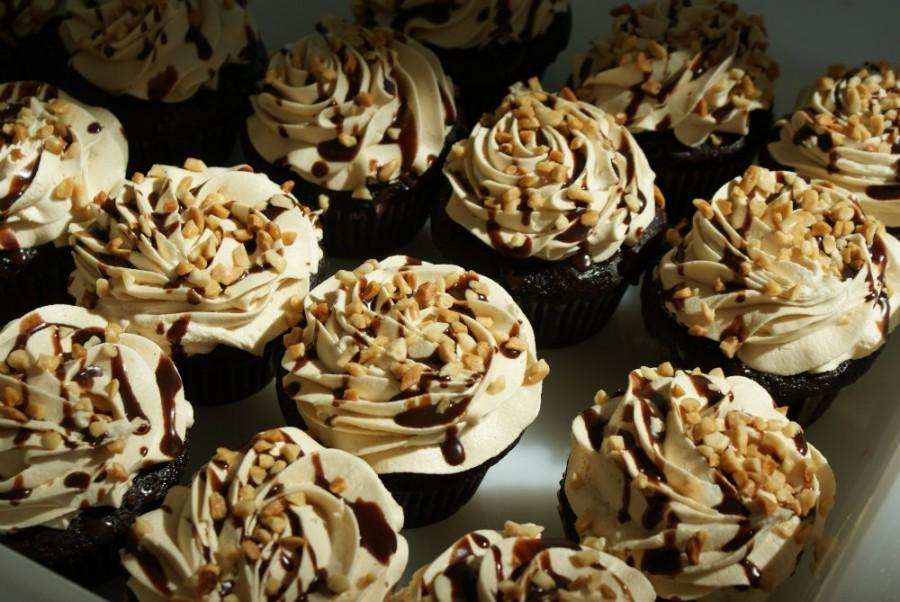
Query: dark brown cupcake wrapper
176 336 282 406
0 434 190 588
557 468 579 543
0 243 74 327
641 270 883 427
515 282 628 348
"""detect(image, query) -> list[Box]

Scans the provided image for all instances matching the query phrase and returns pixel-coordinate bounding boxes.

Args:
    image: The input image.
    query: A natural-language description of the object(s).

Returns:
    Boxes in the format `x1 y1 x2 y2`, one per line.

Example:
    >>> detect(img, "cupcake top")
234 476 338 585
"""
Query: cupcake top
281 255 548 475
123 427 408 602
246 17 456 195
766 62 900 225
393 522 656 602
659 166 900 375
573 0 778 147
0 0 62 38
59 0 260 103
353 0 570 50
68 161 323 357
444 81 659 266
0 304 194 530
0 81 127 251
564 364 836 600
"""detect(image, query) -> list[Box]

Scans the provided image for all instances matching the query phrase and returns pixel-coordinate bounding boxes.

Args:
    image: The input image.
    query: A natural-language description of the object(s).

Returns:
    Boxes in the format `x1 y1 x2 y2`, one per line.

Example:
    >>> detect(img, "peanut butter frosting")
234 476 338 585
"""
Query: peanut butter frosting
123 427 408 602
767 62 900 227
0 304 194 530
658 166 900 375
564 364 836 601
0 0 62 38
60 0 260 102
444 81 658 266
68 161 323 357
574 0 778 147
0 81 127 252
393 522 656 602
281 255 548 475
246 16 456 195
353 0 570 50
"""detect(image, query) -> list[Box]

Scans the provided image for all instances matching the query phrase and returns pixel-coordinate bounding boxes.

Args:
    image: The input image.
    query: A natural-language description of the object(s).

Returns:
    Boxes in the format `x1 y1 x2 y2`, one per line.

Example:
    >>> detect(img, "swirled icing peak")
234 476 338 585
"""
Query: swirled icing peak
123 427 408 602
60 0 260 102
246 17 456 195
0 81 127 251
353 0 570 50
767 62 900 226
564 364 835 600
0 304 194 530
574 0 778 147
393 522 656 602
444 81 659 265
659 165 900 375
68 160 323 357
281 255 548 475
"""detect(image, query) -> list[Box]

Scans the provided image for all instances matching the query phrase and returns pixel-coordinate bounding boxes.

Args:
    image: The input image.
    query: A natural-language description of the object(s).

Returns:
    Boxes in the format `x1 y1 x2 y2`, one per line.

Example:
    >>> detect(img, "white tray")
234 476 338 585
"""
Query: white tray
5 1 900 600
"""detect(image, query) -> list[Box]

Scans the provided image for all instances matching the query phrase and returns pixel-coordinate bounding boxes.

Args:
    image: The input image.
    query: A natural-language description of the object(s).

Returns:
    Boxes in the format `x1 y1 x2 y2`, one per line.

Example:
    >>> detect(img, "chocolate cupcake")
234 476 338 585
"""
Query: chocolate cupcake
764 62 900 232
643 166 900 424
57 0 265 171
0 0 65 82
433 81 665 347
277 256 549 527
0 304 193 586
68 161 323 405
393 522 656 602
560 364 836 601
354 0 572 119
243 17 461 257
122 427 408 602
573 0 778 223
0 81 127 326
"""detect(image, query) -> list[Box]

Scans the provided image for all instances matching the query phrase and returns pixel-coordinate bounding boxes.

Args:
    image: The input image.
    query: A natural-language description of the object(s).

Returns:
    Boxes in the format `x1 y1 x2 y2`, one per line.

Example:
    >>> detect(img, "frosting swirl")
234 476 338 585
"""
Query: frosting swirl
354 0 569 50
0 0 61 38
658 166 900 375
247 17 456 195
394 522 655 602
123 427 408 602
444 82 658 264
60 0 260 102
68 162 323 357
281 255 548 475
573 0 778 147
0 81 127 251
0 304 194 530
766 62 900 227
564 365 836 600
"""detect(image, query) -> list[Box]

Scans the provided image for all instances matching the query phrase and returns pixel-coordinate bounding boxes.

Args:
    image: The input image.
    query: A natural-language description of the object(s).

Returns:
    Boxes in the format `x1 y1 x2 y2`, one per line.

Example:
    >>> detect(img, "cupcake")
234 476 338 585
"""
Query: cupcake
573 0 778 223
560 364 836 601
0 0 65 82
243 17 461 258
277 256 549 527
0 81 127 326
643 166 900 424
0 304 194 586
764 62 900 232
57 0 265 171
393 521 656 602
354 0 573 118
433 81 665 347
67 160 323 405
122 426 408 602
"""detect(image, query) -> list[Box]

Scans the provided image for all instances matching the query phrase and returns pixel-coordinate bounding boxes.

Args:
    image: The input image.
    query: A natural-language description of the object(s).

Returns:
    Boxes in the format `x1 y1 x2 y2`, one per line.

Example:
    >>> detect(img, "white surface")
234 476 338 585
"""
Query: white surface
4 0 900 600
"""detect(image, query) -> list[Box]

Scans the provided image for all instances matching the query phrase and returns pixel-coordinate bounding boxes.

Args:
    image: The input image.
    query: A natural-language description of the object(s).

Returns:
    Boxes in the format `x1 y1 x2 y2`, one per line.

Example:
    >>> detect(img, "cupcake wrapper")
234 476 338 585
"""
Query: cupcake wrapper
0 434 190 588
516 282 628 348
557 469 579 543
177 337 281 406
0 244 74 327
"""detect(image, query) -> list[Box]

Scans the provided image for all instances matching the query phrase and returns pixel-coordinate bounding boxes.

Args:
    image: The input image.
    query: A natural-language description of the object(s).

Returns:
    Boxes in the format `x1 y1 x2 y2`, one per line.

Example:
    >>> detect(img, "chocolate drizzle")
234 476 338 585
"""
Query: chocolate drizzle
155 356 185 457
348 499 397 565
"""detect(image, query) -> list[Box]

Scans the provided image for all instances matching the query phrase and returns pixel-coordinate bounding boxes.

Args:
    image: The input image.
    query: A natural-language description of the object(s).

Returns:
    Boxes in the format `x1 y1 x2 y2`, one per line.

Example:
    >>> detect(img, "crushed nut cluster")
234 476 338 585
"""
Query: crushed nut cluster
72 159 306 312
800 62 899 151
285 259 549 410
